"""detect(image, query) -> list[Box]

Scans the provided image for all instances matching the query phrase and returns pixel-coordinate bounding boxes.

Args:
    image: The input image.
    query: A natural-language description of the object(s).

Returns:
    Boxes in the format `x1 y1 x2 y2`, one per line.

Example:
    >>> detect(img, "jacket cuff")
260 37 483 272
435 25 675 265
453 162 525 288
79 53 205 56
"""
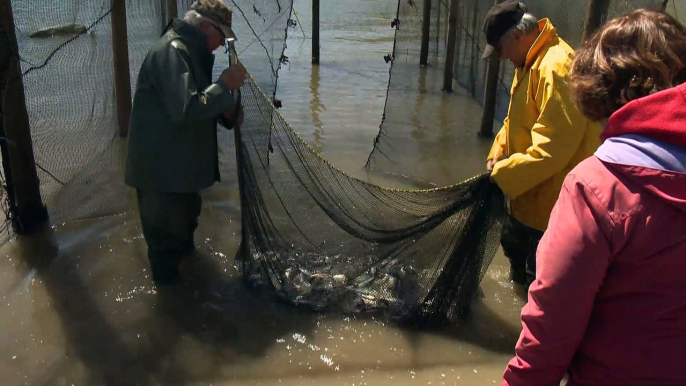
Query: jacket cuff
208 81 235 111
219 115 234 130
491 165 519 199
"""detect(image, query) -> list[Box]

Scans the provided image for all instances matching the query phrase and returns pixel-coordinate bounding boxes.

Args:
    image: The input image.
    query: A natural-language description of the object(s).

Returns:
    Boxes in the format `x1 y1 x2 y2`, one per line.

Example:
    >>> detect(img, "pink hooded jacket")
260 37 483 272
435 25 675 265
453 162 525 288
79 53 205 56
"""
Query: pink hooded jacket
503 83 686 386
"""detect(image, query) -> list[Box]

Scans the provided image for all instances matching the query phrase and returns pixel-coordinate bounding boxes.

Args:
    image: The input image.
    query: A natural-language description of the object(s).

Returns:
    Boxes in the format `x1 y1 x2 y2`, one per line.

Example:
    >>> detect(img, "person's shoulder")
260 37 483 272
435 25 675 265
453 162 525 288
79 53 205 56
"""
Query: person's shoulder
566 156 637 218
144 33 189 66
568 156 609 183
536 36 575 77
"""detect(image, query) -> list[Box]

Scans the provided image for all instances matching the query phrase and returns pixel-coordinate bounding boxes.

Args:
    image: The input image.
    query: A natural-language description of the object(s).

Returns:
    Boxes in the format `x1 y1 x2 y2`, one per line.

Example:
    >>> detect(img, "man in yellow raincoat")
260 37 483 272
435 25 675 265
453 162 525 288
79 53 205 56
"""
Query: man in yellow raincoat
482 1 601 286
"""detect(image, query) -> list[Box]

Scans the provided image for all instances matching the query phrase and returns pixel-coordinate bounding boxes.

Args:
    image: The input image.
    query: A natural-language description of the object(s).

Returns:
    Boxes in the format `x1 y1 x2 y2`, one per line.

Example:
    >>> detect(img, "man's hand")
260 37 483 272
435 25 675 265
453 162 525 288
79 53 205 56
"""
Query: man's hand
486 158 498 172
223 105 244 127
487 146 507 172
220 64 247 90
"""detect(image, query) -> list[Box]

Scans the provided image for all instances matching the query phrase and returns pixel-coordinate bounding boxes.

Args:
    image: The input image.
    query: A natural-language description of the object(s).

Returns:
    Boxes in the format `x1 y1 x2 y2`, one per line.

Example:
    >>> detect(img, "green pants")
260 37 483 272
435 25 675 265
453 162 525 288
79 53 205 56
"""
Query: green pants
501 215 544 287
136 190 201 280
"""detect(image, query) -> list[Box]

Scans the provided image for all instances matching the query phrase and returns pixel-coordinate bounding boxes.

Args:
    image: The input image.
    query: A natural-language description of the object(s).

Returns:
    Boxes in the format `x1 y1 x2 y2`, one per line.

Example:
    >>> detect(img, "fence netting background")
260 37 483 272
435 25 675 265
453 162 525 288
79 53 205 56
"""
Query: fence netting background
5 0 291 243
5 0 507 324
366 0 682 183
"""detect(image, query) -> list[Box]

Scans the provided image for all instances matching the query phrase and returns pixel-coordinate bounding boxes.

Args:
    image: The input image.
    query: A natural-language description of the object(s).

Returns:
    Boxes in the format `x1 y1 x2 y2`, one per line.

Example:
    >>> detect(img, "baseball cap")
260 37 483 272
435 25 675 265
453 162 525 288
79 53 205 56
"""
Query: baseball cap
481 0 527 58
190 0 238 41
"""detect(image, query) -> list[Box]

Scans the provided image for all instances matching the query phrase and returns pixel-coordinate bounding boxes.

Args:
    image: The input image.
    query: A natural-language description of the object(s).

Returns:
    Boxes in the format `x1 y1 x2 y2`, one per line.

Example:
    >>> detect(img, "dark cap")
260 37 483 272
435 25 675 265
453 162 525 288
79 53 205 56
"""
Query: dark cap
481 0 527 58
190 0 238 41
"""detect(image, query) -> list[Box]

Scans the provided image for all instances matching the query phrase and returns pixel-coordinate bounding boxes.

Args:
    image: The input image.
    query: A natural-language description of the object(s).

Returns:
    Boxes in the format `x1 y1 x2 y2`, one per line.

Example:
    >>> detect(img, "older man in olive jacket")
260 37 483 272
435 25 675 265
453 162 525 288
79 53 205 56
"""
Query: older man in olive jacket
125 0 246 285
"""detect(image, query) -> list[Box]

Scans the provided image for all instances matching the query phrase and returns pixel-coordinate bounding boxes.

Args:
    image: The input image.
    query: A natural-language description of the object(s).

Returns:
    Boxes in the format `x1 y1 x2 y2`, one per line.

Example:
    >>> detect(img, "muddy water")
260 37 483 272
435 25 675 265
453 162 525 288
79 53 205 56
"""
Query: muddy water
0 0 526 384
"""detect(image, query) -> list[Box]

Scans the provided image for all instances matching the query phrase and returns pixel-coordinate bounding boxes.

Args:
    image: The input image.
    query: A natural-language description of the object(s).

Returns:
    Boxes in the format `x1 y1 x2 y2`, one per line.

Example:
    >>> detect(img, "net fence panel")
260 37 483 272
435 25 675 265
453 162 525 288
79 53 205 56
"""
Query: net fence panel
365 0 492 186
366 0 681 184
13 0 163 226
10 0 291 231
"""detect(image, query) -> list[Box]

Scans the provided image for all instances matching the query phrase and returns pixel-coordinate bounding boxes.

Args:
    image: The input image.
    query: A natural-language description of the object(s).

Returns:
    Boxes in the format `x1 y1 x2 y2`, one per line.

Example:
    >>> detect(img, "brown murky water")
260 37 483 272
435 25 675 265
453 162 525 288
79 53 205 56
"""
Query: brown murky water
0 0 527 384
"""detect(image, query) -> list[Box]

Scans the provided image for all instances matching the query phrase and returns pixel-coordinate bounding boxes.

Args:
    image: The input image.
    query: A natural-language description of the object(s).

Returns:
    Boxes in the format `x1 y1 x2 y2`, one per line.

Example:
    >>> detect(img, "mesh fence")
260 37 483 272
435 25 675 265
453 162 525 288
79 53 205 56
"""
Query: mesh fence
452 0 676 124
5 0 292 241
366 0 682 182
365 0 495 186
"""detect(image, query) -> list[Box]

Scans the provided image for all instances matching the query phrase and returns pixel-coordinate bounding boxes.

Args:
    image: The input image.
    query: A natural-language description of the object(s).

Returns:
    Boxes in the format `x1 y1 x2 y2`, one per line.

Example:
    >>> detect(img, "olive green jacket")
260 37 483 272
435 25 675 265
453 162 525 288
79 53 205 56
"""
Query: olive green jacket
125 19 236 193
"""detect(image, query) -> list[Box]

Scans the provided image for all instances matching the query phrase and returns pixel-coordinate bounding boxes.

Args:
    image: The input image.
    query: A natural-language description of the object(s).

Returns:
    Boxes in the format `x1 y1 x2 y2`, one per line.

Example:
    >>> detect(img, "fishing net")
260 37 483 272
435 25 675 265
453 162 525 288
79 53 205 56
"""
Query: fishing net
235 76 505 323
5 0 506 324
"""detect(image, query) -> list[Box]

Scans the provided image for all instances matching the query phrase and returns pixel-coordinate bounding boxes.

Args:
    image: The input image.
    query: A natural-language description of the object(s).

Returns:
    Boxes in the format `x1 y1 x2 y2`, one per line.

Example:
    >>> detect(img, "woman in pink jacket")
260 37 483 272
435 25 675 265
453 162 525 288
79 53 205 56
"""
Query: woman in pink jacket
503 9 686 386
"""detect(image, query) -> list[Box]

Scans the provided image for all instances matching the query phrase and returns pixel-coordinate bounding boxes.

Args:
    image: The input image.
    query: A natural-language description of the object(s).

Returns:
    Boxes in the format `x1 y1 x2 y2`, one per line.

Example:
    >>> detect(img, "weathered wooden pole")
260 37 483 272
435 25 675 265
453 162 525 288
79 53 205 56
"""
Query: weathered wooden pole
479 57 500 138
443 0 460 92
479 0 502 138
582 0 610 42
111 0 132 138
660 0 669 12
0 0 48 234
166 0 178 25
420 0 432 66
312 0 320 64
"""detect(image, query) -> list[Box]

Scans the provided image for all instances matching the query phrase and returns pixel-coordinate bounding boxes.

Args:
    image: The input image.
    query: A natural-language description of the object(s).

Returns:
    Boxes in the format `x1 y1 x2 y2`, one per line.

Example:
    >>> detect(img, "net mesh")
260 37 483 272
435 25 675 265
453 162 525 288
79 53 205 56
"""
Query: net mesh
235 76 504 322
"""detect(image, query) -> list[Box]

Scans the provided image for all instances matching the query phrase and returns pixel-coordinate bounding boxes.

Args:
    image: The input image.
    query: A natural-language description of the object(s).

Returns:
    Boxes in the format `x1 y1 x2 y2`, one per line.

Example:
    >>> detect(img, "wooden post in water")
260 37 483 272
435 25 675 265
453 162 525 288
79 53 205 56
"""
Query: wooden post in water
479 57 500 138
166 0 178 25
312 0 320 64
582 0 610 42
442 0 460 92
479 0 502 138
0 0 48 234
660 0 669 12
420 0 432 66
111 0 132 138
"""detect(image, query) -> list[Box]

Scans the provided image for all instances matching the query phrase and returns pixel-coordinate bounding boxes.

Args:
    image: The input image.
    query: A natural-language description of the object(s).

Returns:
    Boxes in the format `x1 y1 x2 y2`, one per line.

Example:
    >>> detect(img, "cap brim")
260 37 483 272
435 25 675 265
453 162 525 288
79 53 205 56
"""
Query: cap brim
219 25 237 41
482 44 496 59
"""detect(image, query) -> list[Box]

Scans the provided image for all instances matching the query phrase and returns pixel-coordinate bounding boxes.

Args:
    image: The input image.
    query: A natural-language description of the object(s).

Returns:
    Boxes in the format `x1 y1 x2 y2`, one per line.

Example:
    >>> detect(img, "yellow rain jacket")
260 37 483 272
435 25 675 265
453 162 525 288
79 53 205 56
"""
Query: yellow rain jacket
488 19 601 232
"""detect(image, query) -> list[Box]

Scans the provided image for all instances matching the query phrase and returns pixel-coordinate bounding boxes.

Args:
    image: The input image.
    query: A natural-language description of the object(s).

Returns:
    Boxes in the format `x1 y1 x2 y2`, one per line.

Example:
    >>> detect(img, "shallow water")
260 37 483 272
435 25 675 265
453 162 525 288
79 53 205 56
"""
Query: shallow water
0 0 528 384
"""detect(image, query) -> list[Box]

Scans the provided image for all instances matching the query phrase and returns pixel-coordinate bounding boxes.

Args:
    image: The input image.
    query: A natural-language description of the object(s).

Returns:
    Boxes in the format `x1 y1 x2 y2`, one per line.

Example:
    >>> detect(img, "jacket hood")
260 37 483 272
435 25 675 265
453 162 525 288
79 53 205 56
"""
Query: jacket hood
596 83 686 213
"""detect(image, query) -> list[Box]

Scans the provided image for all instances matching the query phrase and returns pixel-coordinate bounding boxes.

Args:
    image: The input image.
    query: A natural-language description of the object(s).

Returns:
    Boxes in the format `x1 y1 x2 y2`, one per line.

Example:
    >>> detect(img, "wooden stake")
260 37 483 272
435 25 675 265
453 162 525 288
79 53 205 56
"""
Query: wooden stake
312 0 320 64
0 0 48 233
420 0 431 66
111 0 132 138
478 0 502 138
442 0 460 92
582 0 610 42
167 0 178 25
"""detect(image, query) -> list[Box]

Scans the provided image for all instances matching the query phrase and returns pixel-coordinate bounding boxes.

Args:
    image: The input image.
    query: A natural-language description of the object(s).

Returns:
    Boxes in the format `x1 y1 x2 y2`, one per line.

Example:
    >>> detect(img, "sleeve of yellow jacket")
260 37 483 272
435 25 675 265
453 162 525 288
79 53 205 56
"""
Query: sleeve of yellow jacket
491 69 586 200
487 118 508 161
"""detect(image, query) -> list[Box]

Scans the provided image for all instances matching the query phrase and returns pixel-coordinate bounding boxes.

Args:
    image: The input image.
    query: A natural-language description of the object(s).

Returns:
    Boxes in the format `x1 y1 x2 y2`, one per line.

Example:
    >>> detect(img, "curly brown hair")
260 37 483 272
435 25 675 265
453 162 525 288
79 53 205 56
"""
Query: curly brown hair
570 9 686 122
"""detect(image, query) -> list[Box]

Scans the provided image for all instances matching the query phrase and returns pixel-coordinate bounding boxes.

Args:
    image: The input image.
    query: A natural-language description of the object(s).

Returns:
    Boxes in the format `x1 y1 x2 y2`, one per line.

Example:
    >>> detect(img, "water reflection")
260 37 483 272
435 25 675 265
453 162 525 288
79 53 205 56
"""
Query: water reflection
10 225 150 384
310 62 325 155
4 216 321 384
